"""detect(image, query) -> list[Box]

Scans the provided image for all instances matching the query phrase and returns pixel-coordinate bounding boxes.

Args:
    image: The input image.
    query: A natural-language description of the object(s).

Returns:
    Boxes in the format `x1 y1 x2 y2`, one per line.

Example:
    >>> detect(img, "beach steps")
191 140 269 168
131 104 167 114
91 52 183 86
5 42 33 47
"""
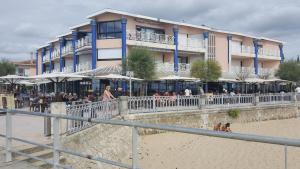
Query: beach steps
3 143 66 169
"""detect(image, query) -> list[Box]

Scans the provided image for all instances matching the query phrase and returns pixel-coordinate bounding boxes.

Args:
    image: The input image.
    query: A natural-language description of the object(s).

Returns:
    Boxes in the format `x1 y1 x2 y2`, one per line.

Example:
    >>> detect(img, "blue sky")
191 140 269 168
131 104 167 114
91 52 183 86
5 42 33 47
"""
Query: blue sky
0 0 299 60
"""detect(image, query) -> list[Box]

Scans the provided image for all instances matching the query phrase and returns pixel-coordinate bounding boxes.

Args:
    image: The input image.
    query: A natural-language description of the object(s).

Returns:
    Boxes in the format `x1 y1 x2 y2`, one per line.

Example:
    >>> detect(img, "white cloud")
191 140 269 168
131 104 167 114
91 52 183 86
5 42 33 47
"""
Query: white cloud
0 0 299 60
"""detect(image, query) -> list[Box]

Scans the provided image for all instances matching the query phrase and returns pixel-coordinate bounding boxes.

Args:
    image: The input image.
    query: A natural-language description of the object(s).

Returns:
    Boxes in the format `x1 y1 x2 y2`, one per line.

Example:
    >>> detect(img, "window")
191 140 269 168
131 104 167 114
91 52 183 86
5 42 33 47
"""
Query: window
136 26 165 34
97 21 122 39
98 48 122 60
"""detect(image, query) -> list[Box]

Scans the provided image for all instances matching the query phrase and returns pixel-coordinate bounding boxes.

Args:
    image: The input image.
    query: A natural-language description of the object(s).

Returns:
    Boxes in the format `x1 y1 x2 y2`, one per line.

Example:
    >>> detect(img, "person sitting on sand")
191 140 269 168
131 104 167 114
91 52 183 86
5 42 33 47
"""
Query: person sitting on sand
213 122 222 131
221 123 232 132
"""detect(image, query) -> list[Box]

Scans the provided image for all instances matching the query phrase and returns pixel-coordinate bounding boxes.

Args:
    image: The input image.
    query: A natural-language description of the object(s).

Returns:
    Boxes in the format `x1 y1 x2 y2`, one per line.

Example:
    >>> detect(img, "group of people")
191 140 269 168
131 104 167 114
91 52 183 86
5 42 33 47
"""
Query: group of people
213 122 232 132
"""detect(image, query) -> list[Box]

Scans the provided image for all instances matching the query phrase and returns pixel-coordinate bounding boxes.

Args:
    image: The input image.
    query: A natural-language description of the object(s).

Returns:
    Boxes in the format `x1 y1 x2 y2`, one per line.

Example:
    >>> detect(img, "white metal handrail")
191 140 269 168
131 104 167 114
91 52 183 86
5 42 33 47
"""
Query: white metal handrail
66 99 119 133
179 37 206 50
62 65 73 73
76 62 92 72
1 109 300 169
62 43 73 56
129 93 296 113
76 35 92 49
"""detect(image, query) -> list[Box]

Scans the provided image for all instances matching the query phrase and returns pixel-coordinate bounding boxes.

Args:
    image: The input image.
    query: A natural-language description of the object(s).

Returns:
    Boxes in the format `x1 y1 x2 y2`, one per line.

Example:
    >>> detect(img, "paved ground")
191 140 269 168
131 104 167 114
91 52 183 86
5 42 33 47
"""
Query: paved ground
0 113 50 169
0 113 51 146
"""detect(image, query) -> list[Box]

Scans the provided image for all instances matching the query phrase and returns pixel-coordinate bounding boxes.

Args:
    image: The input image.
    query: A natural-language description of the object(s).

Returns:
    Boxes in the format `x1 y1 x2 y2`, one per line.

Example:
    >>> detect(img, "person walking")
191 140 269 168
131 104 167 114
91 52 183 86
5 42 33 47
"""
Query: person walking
102 86 116 101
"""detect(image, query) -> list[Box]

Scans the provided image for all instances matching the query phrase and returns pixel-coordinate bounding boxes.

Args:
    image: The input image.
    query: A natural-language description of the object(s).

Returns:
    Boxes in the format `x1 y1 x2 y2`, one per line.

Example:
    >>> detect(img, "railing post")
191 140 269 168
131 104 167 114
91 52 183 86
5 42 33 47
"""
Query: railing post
284 145 287 169
118 96 129 116
132 126 139 169
5 110 12 162
152 96 156 112
53 117 61 169
253 93 259 106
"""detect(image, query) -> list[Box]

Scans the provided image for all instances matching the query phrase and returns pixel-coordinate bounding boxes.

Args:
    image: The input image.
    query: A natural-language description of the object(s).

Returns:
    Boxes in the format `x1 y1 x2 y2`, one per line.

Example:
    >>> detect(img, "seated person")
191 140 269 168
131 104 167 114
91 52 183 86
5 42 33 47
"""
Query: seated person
221 123 232 132
213 122 222 131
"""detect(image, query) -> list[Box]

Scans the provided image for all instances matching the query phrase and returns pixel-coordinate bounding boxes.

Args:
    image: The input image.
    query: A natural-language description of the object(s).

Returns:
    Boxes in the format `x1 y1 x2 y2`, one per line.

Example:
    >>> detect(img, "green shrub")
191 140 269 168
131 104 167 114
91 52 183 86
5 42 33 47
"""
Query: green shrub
227 109 240 119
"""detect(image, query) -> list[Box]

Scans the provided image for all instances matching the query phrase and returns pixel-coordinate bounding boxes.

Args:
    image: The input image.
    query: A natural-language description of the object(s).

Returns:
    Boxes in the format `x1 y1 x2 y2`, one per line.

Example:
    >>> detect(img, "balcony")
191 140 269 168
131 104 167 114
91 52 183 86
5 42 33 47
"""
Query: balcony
62 43 73 57
42 54 50 63
258 48 280 59
62 65 73 73
52 68 60 73
178 38 206 53
76 35 92 51
76 62 91 72
127 30 175 50
156 62 191 75
232 45 280 60
52 49 60 60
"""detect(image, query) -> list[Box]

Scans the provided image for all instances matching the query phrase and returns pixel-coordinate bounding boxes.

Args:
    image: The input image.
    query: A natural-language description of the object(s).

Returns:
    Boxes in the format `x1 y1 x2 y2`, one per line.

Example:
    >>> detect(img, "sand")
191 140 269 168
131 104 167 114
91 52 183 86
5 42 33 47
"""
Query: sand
140 118 300 169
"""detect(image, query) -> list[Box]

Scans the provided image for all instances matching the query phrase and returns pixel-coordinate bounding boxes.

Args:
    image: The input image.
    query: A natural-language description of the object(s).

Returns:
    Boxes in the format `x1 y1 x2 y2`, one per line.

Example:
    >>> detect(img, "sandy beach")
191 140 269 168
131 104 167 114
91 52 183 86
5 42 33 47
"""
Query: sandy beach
140 118 300 169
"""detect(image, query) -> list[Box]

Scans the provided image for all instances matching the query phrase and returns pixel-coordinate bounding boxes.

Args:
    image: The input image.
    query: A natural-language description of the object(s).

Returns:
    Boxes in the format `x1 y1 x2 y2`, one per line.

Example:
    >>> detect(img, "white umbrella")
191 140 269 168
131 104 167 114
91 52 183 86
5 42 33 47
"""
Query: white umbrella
0 75 29 84
17 80 36 86
218 77 238 82
94 74 142 81
159 75 198 81
29 73 89 93
244 77 266 83
30 73 88 83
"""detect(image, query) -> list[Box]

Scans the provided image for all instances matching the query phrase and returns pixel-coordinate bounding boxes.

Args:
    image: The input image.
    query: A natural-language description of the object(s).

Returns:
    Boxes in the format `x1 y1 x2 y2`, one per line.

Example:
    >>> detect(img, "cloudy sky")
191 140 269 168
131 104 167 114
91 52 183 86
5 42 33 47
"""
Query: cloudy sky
0 0 299 60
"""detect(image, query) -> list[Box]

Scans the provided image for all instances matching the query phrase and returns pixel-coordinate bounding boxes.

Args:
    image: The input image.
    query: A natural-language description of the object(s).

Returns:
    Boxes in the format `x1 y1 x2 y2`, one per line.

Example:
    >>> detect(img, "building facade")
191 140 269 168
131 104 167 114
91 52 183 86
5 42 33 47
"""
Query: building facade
14 59 36 77
36 9 284 81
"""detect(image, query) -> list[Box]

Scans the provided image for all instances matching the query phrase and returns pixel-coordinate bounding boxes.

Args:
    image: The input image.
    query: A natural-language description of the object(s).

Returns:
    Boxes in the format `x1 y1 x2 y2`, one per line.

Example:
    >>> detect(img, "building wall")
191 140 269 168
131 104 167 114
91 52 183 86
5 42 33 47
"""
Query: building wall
215 33 228 72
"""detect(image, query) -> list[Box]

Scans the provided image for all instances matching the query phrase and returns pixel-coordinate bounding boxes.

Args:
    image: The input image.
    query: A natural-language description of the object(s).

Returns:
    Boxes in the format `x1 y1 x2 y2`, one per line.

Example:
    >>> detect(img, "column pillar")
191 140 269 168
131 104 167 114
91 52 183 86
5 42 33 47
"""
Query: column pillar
72 31 78 72
253 39 259 75
35 50 38 75
279 44 284 63
49 46 53 73
227 35 232 72
42 48 45 74
91 19 97 70
59 38 64 72
203 32 209 60
121 17 127 94
173 27 179 74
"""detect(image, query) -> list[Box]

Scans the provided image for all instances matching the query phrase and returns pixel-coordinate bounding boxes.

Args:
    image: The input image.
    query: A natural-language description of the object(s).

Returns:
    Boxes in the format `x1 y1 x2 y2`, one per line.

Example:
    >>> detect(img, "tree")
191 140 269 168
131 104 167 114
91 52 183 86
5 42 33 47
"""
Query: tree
191 60 222 92
126 47 156 96
276 60 300 83
126 47 156 80
0 59 16 76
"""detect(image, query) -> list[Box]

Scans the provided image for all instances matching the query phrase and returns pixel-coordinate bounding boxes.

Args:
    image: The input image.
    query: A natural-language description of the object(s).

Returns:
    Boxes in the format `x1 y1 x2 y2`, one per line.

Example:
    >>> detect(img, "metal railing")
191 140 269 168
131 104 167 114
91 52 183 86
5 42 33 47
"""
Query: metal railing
76 35 92 50
129 93 296 114
76 62 92 72
204 94 254 108
62 43 73 56
52 49 60 60
66 99 119 133
259 93 293 105
127 30 174 45
1 109 300 169
156 62 191 73
178 37 206 51
62 65 73 73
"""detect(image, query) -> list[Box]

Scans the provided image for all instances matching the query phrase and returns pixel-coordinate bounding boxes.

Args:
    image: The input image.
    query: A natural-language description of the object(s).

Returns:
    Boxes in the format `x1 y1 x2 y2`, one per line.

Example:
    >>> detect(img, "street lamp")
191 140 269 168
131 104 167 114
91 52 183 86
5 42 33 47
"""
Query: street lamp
126 71 134 97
